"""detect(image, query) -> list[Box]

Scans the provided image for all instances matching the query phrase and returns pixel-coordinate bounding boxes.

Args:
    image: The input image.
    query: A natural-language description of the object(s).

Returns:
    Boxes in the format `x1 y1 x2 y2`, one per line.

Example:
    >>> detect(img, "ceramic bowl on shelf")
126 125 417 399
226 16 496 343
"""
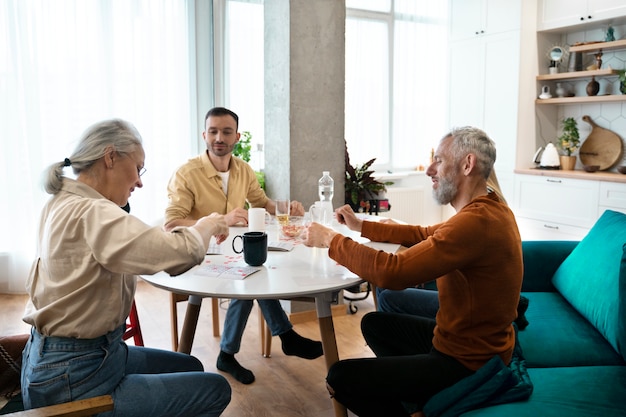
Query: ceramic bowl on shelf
583 165 600 173
617 166 626 174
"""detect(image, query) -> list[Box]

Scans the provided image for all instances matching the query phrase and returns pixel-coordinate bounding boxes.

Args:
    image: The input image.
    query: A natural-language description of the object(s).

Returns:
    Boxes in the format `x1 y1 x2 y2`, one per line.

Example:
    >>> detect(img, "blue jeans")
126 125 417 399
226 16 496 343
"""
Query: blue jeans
377 288 439 318
21 325 231 417
220 299 292 354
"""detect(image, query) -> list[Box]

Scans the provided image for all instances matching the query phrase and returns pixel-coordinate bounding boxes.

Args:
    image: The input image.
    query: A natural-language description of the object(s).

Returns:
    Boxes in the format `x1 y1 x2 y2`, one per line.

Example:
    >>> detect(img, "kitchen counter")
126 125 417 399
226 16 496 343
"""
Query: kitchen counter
515 168 626 184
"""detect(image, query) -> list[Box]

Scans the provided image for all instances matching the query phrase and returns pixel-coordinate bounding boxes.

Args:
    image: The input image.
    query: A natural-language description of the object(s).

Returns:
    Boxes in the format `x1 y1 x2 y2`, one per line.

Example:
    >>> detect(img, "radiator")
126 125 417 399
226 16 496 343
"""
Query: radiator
379 187 424 225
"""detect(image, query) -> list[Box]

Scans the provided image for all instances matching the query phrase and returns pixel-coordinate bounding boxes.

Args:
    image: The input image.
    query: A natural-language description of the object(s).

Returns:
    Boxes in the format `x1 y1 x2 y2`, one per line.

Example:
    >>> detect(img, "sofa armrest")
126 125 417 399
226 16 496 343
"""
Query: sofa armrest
521 241 579 292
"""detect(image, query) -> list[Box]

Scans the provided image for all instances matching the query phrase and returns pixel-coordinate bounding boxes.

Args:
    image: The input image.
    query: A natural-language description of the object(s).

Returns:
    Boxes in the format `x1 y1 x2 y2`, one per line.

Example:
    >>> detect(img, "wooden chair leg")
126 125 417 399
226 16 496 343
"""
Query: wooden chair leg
259 307 272 357
371 284 379 311
211 298 220 337
170 293 181 351
170 293 220 351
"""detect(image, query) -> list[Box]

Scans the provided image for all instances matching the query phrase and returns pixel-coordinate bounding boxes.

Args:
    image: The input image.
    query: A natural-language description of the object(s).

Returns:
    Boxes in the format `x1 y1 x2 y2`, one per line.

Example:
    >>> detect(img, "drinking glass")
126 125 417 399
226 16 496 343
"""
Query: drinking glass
275 199 290 225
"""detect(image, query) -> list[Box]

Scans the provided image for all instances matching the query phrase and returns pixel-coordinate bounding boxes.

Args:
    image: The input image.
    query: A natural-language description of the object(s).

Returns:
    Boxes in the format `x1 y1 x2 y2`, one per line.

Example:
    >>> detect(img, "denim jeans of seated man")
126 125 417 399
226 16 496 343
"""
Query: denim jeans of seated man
220 298 292 353
377 287 440 319
21 325 231 417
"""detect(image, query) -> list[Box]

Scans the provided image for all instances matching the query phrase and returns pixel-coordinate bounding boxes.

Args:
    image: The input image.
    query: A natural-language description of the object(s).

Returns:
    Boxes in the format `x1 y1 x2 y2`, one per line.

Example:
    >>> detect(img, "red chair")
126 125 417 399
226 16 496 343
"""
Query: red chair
123 300 144 346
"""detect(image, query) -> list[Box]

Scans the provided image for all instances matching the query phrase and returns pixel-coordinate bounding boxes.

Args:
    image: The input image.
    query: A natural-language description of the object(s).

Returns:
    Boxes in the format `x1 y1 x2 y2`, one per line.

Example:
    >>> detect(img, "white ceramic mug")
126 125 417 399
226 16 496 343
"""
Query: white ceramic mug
248 208 271 232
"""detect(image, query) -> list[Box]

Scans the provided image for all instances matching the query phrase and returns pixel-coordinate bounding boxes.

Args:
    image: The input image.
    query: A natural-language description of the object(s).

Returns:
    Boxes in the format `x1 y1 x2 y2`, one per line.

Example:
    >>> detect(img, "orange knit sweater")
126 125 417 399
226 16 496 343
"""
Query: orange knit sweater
329 193 523 370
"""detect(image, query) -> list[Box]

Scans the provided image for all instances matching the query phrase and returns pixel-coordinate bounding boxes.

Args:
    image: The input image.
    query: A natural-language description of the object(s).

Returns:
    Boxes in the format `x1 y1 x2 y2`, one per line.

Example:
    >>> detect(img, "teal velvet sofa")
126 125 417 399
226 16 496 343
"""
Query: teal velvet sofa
462 209 626 417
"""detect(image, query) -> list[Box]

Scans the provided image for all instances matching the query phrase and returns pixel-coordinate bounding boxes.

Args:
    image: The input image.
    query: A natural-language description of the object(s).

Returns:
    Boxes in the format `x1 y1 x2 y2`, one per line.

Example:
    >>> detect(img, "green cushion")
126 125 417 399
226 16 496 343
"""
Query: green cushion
460 366 626 417
551 210 626 360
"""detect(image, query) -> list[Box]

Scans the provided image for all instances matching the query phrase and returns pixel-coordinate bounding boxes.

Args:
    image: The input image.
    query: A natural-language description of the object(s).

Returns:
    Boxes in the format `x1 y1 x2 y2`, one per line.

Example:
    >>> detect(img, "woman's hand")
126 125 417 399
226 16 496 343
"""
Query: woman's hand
193 213 229 246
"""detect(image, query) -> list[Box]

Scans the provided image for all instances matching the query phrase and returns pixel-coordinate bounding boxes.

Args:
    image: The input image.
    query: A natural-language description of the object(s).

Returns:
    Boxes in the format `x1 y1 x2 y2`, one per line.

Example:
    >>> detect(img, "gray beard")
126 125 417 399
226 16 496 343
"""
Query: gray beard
432 177 457 205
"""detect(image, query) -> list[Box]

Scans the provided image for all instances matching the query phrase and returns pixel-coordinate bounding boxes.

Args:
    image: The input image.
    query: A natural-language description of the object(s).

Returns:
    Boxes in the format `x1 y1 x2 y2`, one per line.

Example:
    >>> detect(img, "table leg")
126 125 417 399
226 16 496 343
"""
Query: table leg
178 295 203 354
315 293 348 417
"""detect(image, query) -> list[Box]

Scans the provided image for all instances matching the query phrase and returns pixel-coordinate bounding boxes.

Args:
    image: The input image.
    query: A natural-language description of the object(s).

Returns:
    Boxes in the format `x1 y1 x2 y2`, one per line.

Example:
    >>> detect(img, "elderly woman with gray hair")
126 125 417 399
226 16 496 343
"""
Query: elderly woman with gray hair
21 119 231 416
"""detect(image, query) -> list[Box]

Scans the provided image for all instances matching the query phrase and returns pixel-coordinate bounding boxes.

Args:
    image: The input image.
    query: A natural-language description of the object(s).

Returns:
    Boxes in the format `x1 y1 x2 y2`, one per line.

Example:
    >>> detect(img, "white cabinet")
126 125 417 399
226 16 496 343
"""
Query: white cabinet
514 174 600 240
450 0 521 41
538 0 626 31
598 181 626 216
448 0 521 200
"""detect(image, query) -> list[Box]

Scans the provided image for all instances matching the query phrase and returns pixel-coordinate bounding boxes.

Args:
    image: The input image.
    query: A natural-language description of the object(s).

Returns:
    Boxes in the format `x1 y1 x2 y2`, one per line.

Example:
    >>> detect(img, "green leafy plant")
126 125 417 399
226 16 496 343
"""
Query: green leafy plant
618 70 626 94
345 142 393 207
232 131 265 191
557 117 580 156
233 131 252 162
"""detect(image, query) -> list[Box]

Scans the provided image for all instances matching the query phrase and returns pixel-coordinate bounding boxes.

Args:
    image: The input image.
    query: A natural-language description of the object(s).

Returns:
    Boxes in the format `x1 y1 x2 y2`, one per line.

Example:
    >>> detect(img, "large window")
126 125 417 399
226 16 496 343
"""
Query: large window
217 0 265 171
0 0 197 292
345 0 449 171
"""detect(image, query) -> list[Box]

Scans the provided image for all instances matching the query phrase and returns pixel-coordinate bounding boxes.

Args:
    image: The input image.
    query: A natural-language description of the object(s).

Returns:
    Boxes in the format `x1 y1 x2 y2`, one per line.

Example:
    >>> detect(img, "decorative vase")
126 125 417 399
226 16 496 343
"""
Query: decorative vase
560 155 576 170
555 83 565 98
586 76 599 96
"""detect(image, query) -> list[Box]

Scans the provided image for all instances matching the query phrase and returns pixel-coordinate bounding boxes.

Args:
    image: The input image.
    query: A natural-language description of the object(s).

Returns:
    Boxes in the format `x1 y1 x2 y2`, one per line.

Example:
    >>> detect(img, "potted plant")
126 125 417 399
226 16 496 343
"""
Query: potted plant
345 143 393 212
233 131 265 189
556 117 580 170
618 70 626 94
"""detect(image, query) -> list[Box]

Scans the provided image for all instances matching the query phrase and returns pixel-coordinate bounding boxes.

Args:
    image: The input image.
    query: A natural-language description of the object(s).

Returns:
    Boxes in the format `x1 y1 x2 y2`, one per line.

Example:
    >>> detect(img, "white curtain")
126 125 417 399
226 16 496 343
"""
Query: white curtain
0 0 197 293
345 0 448 170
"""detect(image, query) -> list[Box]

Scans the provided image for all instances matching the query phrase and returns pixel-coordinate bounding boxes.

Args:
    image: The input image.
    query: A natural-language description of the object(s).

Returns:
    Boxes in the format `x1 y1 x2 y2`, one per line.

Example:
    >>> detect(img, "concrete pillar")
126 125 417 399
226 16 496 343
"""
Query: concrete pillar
264 0 345 208
264 0 346 316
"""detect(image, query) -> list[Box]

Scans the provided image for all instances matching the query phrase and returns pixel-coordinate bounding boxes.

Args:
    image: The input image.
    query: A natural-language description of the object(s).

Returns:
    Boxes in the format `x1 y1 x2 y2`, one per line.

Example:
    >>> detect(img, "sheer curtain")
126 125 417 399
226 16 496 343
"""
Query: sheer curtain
0 0 197 293
345 0 448 170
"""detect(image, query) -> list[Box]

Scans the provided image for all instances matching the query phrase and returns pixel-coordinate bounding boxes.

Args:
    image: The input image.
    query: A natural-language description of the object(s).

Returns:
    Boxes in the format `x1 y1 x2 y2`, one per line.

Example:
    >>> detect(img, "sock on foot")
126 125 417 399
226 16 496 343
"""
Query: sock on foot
279 329 323 359
216 351 255 384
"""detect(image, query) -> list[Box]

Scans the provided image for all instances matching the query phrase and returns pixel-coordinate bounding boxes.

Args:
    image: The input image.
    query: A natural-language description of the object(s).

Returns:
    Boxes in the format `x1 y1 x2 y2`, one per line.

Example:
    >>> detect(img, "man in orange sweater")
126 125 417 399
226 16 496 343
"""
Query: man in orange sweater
305 126 523 416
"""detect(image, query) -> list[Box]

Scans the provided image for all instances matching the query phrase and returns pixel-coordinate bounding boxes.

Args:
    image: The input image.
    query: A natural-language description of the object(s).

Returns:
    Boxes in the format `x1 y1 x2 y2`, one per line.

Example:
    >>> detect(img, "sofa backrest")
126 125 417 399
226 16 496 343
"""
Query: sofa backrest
551 209 626 361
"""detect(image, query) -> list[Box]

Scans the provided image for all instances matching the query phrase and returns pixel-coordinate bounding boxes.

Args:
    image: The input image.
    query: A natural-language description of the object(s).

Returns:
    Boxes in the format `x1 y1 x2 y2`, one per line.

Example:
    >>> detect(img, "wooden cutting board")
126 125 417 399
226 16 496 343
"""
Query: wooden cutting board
579 115 624 170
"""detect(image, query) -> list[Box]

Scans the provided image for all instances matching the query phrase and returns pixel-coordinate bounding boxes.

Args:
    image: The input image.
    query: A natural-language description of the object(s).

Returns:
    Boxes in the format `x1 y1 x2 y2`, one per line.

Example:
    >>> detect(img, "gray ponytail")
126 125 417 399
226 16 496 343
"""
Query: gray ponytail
43 119 143 194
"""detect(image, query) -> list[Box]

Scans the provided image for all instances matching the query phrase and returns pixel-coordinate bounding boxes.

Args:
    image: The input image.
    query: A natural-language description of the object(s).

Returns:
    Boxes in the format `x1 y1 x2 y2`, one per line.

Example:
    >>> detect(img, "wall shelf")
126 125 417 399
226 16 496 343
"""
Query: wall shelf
536 94 626 104
537 68 619 81
535 40 626 106
569 39 626 53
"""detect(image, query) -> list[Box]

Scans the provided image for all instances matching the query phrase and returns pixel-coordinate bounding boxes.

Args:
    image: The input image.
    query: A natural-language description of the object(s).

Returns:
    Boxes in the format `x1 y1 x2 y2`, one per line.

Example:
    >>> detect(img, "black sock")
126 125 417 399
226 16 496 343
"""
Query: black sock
279 329 323 359
216 351 255 384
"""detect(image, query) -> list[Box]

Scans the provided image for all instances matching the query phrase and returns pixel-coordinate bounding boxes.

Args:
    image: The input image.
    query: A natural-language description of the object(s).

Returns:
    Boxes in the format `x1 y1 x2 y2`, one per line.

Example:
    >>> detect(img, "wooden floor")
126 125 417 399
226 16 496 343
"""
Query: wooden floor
1 280 376 417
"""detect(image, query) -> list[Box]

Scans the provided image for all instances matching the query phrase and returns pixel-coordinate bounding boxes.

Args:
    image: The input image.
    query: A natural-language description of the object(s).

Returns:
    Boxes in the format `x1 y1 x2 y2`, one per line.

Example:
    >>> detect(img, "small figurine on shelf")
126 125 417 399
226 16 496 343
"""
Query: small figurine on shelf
595 52 603 70
606 26 615 42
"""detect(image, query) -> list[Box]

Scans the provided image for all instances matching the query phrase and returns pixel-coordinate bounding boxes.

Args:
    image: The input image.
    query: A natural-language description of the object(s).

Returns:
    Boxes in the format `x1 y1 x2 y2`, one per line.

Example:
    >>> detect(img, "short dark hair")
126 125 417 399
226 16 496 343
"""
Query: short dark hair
205 107 239 130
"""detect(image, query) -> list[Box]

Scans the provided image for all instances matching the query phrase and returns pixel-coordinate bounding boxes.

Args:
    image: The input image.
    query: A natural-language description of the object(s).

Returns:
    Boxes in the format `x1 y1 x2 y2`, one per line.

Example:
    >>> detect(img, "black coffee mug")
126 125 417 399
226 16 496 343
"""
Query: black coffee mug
232 231 268 266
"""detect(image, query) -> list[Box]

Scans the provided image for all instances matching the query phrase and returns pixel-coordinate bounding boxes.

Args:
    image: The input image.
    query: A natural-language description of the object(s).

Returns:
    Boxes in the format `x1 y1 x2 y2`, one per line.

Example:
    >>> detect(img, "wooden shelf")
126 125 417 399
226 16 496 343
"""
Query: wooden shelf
569 39 626 53
537 68 619 81
536 94 626 104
